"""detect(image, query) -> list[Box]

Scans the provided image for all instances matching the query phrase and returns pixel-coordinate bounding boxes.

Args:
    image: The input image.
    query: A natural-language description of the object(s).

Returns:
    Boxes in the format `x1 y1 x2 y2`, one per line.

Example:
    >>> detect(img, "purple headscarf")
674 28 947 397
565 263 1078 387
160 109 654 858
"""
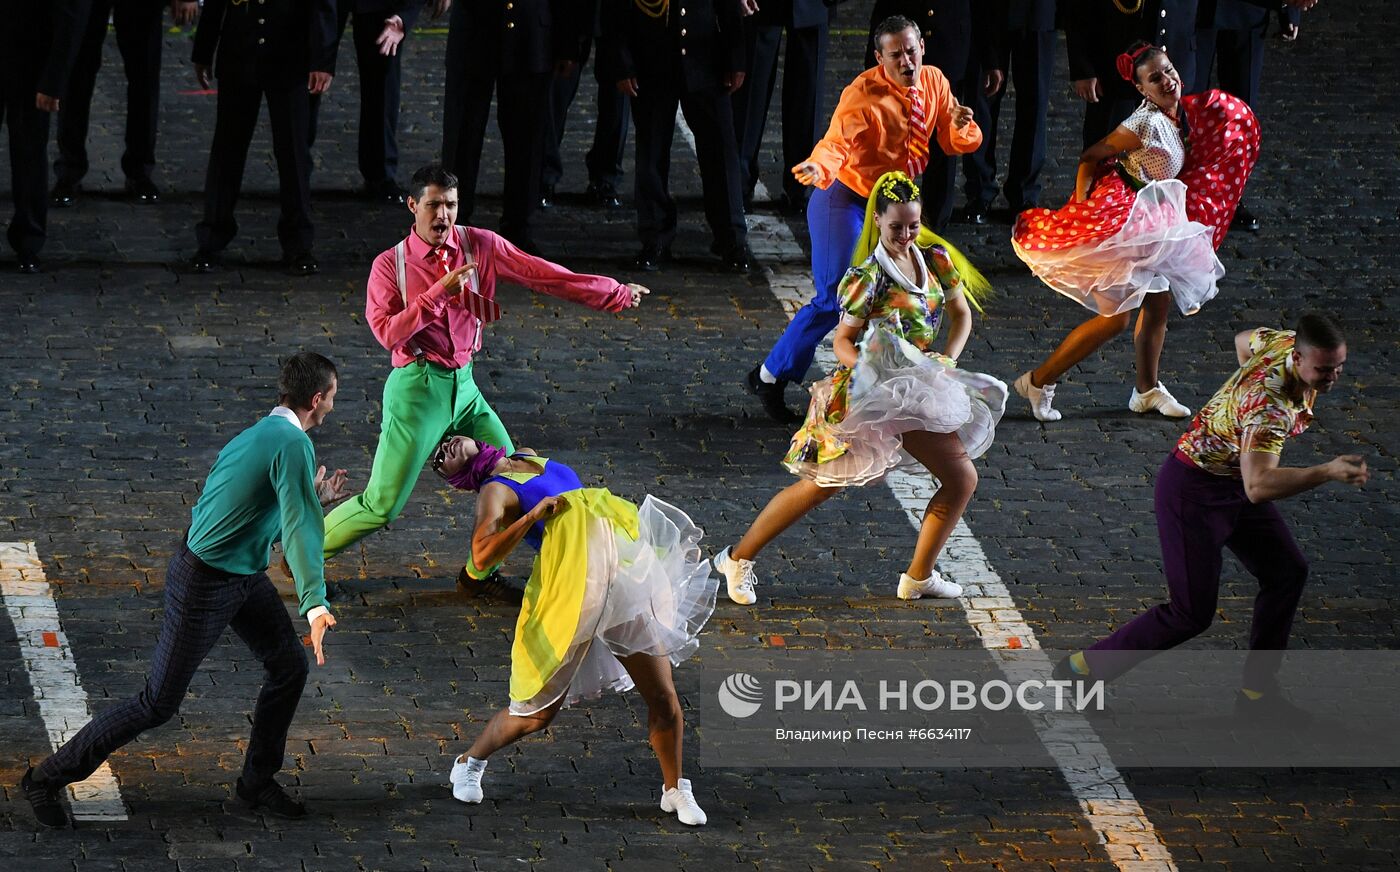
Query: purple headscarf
445 443 509 492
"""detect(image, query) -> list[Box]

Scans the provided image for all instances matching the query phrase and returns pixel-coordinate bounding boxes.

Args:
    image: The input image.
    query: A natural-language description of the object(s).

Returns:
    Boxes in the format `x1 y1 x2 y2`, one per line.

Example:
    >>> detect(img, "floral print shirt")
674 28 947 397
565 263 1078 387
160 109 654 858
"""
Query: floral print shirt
1176 329 1315 477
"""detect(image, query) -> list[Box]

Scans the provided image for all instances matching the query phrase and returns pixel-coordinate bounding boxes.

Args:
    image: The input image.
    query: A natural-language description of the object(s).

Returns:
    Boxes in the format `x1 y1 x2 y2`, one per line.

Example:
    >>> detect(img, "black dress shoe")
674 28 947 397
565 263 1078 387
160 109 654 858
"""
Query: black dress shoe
125 177 161 203
585 181 622 209
456 566 525 605
366 179 407 203
633 245 670 272
540 183 555 209
711 240 754 273
961 204 990 225
287 253 319 276
745 365 801 425
17 255 41 274
50 179 79 208
1233 204 1260 233
191 250 219 273
236 777 307 819
21 767 70 829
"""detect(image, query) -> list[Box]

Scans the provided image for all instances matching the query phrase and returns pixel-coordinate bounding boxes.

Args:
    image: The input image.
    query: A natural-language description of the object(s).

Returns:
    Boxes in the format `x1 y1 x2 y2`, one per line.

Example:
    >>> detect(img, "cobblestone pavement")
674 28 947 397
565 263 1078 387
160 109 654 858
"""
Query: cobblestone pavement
2 3 1398 870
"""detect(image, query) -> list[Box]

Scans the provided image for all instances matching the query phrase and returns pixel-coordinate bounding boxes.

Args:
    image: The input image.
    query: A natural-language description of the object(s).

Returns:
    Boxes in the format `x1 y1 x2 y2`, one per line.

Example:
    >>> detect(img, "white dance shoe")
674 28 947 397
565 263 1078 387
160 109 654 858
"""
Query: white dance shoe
660 778 707 826
897 570 963 600
714 547 758 605
450 755 486 804
1129 383 1191 418
1014 372 1062 422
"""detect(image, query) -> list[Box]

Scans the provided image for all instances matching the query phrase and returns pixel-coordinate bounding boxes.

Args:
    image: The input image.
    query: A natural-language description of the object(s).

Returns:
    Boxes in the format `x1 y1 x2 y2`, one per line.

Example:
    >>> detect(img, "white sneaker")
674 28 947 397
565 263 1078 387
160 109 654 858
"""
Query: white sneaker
897 570 963 600
660 778 707 826
450 755 486 804
1014 372 1062 422
714 547 757 605
1129 383 1191 418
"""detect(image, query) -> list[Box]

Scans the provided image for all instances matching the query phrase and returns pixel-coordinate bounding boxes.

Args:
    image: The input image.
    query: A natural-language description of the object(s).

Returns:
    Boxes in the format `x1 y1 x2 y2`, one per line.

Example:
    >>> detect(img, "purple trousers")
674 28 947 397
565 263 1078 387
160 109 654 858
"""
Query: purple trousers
1085 452 1309 689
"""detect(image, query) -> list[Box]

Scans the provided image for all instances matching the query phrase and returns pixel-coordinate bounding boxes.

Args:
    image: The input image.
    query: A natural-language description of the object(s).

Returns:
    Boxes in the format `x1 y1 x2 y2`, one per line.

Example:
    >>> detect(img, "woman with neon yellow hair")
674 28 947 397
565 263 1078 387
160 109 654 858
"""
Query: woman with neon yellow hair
431 436 718 826
715 172 1007 606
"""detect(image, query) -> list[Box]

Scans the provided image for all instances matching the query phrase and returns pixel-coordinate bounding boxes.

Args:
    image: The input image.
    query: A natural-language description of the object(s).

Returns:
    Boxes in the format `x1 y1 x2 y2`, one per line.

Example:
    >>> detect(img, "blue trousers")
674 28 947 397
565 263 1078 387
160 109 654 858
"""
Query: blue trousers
762 181 866 382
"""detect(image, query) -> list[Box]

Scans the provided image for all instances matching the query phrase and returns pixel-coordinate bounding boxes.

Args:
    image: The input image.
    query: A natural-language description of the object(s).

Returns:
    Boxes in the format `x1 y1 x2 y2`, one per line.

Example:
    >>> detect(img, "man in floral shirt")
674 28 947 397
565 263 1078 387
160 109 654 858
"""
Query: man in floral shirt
1059 313 1368 720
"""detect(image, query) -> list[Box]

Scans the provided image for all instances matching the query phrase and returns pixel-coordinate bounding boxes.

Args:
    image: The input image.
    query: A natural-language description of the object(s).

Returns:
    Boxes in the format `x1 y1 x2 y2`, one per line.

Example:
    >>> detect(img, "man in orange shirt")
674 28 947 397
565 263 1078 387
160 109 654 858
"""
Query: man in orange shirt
744 15 981 423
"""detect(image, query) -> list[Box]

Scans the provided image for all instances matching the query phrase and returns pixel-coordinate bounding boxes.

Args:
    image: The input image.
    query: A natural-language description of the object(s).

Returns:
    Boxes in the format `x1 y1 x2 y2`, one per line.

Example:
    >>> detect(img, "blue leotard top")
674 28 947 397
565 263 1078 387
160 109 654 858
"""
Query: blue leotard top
483 456 583 551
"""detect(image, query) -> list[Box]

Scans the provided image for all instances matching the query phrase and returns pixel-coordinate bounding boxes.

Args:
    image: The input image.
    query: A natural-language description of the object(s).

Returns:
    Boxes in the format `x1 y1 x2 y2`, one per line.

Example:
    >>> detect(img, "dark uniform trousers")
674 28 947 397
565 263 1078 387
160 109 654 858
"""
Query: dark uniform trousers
963 0 1055 212
442 0 565 243
1 0 87 259
1066 0 1199 148
868 0 986 231
36 545 309 790
1192 0 1294 105
309 1 419 188
601 0 748 252
55 0 163 186
192 0 334 258
542 24 630 192
731 0 829 205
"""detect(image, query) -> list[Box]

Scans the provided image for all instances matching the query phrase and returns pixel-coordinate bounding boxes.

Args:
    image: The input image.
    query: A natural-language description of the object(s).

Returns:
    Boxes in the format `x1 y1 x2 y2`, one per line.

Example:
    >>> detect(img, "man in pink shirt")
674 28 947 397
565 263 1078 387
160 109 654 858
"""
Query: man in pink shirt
322 163 648 579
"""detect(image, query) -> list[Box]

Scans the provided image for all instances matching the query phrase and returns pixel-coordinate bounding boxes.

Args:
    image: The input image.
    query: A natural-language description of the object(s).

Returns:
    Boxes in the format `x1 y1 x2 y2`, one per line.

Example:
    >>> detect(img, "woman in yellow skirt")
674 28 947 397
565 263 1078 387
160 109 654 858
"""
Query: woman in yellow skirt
433 436 718 825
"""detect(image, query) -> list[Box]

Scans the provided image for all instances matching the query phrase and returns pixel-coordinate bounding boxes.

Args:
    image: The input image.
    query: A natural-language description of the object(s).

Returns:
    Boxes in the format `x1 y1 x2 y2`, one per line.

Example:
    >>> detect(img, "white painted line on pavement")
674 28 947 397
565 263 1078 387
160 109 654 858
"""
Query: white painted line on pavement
675 111 1177 871
1 541 128 821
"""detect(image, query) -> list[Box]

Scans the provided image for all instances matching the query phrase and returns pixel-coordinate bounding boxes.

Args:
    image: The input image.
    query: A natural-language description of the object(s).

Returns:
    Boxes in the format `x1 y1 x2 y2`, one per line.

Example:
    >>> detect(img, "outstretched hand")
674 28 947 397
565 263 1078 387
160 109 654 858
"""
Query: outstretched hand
791 161 821 187
314 465 350 506
624 283 650 308
309 611 336 666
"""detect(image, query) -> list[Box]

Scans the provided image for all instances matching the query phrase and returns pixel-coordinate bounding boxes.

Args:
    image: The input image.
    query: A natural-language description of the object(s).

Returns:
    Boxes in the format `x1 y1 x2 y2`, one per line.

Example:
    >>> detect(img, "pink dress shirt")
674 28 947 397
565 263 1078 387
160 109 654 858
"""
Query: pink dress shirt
367 225 633 369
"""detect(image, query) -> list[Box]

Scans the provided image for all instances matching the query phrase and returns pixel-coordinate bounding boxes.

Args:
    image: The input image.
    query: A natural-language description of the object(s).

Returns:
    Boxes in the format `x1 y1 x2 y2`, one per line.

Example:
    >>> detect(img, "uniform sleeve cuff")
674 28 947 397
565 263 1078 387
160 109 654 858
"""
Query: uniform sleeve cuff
306 605 331 627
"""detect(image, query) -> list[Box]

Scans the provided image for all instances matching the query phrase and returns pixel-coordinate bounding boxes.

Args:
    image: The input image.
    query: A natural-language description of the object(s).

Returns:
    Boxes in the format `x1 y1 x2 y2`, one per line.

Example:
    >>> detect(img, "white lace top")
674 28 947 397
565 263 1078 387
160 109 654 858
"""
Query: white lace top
1119 100 1186 182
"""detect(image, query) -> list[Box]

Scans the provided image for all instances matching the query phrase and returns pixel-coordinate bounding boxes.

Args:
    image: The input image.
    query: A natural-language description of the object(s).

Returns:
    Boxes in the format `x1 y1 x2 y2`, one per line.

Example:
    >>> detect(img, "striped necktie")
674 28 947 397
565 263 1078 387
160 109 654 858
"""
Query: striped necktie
907 85 932 178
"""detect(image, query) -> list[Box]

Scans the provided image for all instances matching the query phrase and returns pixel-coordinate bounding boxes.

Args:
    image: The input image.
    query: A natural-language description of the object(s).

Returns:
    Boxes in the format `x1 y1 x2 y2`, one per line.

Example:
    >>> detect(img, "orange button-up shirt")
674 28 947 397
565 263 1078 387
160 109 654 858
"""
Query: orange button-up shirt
806 64 983 198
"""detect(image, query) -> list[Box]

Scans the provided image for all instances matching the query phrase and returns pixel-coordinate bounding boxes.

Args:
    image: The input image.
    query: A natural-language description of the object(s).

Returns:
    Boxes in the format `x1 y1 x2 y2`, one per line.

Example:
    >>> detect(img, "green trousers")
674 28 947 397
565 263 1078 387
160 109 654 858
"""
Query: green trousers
323 361 513 558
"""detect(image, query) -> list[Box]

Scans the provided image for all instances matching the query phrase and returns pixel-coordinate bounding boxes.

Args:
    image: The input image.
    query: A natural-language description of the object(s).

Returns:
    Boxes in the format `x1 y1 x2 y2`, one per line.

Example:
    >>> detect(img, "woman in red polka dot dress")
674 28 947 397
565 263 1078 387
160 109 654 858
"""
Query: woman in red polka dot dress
1009 41 1261 423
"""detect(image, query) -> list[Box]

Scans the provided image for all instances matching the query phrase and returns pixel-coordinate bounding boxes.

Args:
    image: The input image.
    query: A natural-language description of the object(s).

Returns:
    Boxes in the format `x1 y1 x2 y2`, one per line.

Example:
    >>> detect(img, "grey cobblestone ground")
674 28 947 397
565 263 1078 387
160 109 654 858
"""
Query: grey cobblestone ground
2 2 1397 869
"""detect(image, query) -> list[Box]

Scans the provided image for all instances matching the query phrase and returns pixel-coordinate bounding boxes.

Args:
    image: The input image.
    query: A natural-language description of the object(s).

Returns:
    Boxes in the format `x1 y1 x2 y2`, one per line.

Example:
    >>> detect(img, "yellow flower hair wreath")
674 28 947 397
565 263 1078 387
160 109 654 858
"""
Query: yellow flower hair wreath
850 171 991 312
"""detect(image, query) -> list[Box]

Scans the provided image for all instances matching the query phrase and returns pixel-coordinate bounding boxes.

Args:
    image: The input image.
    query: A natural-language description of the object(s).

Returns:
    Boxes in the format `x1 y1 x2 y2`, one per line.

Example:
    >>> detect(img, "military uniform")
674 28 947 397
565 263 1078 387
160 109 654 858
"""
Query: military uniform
600 0 750 268
191 0 338 264
312 0 422 197
731 0 831 210
0 0 87 269
963 0 1056 214
1064 0 1199 148
540 0 631 205
442 0 574 251
53 0 167 201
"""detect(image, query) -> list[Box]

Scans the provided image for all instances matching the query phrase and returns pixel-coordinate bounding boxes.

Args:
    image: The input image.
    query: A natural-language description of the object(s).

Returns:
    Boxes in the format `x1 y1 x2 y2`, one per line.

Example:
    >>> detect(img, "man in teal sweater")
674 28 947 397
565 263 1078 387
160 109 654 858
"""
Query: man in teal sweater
21 352 349 828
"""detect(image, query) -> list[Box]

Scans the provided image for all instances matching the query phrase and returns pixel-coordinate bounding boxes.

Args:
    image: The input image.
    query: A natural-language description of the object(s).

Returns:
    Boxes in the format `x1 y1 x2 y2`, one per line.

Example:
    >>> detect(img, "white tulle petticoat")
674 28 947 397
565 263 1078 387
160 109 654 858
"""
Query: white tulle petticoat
783 327 1008 488
509 496 719 716
1013 179 1224 318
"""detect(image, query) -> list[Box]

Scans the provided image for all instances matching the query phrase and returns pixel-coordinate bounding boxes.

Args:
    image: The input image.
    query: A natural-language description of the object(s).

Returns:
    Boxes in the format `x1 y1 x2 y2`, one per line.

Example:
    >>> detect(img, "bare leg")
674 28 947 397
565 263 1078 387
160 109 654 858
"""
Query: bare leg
1029 311 1133 388
462 696 564 762
900 430 979 580
1132 293 1171 392
616 652 684 789
732 479 840 561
